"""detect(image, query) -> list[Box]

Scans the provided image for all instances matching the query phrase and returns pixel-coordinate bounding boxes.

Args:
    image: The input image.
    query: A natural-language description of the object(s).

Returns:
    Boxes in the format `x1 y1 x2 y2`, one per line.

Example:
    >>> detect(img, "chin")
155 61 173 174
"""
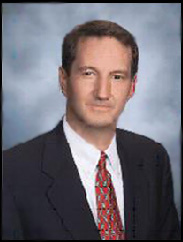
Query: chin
70 105 118 128
82 114 116 129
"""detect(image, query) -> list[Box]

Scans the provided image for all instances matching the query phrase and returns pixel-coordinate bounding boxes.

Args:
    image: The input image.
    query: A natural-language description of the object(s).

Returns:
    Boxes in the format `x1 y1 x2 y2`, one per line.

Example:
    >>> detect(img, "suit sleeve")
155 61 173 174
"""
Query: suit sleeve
157 144 181 240
2 152 24 240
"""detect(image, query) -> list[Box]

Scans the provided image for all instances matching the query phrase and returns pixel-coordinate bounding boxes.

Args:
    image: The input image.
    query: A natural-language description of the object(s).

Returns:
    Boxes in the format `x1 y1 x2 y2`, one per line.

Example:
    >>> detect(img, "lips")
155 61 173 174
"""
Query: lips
88 104 112 111
92 105 111 108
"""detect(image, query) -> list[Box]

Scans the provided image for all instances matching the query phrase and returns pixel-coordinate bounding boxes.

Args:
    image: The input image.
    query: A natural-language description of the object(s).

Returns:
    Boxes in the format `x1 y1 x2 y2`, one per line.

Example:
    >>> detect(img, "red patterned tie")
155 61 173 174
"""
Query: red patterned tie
95 151 125 240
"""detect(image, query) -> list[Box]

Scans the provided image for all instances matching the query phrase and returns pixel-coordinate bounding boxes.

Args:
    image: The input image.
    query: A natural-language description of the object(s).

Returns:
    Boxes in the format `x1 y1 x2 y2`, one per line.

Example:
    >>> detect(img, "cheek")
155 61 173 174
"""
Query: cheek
112 86 129 101
112 84 132 107
68 80 91 103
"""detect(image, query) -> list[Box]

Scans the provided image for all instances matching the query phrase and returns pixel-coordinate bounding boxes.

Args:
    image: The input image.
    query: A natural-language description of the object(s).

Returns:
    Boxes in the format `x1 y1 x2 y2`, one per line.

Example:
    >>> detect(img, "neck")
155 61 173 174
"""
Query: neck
65 114 116 151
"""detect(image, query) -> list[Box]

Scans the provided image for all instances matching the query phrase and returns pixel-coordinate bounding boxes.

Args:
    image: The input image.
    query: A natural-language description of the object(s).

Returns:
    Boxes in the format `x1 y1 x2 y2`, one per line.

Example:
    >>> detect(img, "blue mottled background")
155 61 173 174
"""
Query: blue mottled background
2 3 181 221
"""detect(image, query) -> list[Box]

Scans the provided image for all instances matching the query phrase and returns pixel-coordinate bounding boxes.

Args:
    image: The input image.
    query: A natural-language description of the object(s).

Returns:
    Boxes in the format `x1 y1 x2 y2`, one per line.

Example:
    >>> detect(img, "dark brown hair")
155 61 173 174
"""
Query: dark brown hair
62 20 139 79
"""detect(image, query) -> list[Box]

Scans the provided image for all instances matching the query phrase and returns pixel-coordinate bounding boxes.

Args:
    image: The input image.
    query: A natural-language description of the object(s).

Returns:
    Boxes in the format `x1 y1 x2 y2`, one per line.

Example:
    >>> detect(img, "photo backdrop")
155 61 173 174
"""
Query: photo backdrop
2 3 181 221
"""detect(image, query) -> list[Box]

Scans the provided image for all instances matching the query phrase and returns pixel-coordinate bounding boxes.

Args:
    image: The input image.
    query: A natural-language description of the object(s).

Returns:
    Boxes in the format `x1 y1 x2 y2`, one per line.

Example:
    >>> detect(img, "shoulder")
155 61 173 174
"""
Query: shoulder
116 128 169 162
2 120 65 176
117 127 157 145
3 120 64 157
2 126 58 176
3 130 51 160
2 127 60 191
116 128 172 185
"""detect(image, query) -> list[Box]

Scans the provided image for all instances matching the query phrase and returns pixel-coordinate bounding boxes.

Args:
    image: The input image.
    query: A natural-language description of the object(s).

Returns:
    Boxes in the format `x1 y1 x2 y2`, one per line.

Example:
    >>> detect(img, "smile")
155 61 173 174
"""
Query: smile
88 105 112 111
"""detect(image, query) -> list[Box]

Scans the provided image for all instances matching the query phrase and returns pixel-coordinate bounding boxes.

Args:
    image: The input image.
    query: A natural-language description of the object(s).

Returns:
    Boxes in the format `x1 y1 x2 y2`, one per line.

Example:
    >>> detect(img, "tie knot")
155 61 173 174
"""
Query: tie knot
98 151 107 169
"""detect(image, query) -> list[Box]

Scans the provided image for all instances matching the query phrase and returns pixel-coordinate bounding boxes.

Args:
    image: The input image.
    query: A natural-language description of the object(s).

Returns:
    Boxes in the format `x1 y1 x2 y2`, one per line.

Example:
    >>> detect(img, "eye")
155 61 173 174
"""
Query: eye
82 70 96 77
112 75 124 80
85 71 93 76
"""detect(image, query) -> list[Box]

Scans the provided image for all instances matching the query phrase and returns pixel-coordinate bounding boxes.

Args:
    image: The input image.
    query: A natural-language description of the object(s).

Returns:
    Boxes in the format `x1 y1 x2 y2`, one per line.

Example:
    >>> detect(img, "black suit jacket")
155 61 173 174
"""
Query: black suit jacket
2 120 180 240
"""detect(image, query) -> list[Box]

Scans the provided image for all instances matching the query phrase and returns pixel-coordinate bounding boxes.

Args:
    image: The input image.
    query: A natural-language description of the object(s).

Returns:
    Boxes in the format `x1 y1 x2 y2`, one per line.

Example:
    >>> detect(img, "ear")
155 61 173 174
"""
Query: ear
127 75 137 100
58 67 68 97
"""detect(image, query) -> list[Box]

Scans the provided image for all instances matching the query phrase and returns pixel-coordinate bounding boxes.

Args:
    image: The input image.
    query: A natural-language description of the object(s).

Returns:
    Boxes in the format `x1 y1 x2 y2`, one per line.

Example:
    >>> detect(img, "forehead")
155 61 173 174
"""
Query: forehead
74 36 132 71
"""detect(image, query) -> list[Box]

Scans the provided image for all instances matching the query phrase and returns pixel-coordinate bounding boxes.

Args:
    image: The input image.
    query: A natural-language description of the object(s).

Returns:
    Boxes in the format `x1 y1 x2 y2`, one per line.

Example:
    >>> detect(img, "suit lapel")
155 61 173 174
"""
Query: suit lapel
41 121 149 240
41 121 101 240
117 130 150 240
117 131 135 240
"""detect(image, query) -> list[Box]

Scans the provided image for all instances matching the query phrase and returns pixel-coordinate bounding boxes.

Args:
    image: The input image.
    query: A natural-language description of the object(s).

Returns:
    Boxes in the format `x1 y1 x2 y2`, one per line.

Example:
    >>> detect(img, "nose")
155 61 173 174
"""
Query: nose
94 76 111 100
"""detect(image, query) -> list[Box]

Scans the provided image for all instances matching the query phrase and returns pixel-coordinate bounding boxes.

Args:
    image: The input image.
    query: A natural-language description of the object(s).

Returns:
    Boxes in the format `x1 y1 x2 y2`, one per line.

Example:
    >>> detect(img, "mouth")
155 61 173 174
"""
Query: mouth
88 105 112 111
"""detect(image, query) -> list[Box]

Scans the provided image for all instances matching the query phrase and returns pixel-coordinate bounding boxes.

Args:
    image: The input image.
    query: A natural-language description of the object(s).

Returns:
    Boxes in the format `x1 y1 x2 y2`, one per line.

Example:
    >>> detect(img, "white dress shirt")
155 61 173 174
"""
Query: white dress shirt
63 115 124 227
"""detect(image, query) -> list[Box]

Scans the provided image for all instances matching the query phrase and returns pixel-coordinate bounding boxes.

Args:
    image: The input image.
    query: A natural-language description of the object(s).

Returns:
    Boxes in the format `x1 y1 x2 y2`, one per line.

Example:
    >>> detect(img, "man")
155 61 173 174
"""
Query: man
2 20 180 240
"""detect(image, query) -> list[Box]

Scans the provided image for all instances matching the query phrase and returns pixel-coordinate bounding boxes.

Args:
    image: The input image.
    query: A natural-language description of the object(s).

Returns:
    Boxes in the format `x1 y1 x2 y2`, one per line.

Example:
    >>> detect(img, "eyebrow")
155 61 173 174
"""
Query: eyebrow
109 70 128 76
78 66 97 72
78 66 129 76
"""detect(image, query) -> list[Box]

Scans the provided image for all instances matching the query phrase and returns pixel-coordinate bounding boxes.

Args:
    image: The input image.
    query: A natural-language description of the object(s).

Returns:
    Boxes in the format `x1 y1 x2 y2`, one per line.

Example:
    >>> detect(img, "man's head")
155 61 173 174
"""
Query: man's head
62 20 138 79
59 20 139 129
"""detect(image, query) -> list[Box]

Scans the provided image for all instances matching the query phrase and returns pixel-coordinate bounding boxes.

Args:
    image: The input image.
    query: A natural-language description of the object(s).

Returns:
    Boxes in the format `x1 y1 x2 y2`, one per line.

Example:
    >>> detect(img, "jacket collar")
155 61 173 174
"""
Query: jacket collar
41 120 149 240
116 129 150 240
41 120 101 240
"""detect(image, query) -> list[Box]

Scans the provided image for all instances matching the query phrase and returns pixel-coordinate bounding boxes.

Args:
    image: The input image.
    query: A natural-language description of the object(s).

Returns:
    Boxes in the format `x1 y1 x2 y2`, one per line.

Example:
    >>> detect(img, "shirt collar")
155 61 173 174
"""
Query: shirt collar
62 115 119 174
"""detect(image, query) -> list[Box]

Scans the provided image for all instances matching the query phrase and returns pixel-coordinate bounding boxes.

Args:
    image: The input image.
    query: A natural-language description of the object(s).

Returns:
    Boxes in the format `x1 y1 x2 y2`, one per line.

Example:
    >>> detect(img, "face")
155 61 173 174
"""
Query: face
60 37 135 129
